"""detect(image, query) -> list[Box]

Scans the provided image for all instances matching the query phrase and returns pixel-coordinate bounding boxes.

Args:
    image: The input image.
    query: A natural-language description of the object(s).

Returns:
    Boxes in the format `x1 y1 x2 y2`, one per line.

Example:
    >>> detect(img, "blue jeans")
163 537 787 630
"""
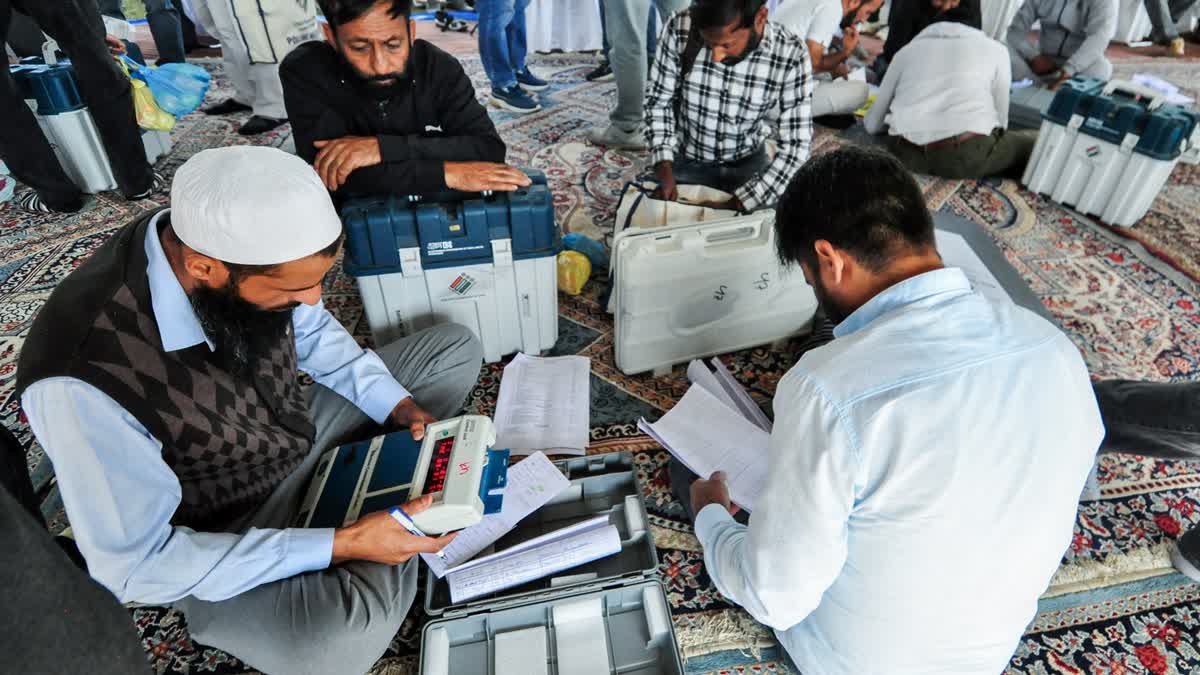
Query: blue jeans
477 0 531 90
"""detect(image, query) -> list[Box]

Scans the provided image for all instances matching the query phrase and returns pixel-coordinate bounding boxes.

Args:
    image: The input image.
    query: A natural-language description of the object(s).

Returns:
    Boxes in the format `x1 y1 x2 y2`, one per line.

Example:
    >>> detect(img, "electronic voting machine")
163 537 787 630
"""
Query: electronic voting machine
296 415 509 533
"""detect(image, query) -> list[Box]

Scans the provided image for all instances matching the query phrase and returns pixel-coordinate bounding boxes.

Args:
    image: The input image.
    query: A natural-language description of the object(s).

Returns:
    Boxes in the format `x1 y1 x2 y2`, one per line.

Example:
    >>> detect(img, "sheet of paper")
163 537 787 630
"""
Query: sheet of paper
447 521 622 604
421 452 571 577
640 385 770 511
446 515 611 576
495 627 549 675
847 66 867 83
553 598 611 675
935 230 1011 306
687 358 773 433
494 353 591 455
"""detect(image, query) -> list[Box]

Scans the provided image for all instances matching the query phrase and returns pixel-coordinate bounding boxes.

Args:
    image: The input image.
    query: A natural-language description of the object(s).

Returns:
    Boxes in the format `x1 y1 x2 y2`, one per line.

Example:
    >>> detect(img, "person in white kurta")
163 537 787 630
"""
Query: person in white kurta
191 0 321 134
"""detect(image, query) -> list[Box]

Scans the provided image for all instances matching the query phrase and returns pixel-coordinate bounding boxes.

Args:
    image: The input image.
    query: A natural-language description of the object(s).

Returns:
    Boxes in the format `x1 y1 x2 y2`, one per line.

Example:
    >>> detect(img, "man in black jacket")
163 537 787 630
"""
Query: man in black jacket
281 0 530 200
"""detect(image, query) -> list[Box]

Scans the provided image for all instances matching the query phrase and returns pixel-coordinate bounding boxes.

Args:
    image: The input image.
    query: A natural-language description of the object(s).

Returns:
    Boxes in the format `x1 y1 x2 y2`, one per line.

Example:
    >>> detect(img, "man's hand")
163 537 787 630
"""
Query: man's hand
389 397 437 440
331 495 457 565
832 62 851 80
105 35 126 56
1047 68 1071 91
690 471 737 518
443 162 532 192
1029 55 1058 76
699 195 744 212
313 136 382 190
841 25 860 54
653 160 678 201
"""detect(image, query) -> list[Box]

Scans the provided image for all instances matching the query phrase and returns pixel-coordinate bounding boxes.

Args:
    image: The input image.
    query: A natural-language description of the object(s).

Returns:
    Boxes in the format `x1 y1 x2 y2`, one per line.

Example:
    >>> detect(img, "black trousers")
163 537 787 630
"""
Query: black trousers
0 0 153 207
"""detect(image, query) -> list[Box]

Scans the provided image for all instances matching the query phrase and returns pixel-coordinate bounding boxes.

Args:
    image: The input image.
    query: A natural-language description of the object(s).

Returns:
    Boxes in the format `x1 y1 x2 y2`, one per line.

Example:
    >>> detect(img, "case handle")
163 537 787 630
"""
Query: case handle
1102 79 1167 111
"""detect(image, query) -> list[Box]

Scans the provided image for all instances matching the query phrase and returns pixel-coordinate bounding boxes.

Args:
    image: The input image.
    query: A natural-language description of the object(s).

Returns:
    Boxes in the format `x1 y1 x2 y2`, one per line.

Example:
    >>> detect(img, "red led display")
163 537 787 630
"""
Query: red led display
422 437 456 494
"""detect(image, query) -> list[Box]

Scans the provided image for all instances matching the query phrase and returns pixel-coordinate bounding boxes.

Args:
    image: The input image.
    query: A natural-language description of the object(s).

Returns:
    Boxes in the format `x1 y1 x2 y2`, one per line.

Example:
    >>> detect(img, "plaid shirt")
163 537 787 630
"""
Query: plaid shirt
645 13 813 211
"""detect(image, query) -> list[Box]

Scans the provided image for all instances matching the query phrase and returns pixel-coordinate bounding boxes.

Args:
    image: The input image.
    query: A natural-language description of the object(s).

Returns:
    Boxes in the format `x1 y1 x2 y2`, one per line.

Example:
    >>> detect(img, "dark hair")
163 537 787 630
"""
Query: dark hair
775 146 935 272
931 2 977 27
690 0 767 31
318 0 411 31
165 226 344 283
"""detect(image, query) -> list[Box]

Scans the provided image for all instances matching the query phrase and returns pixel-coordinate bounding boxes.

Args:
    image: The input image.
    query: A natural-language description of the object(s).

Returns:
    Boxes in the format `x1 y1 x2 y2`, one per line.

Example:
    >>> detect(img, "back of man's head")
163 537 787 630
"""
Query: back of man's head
776 146 935 273
319 0 411 31
691 0 767 31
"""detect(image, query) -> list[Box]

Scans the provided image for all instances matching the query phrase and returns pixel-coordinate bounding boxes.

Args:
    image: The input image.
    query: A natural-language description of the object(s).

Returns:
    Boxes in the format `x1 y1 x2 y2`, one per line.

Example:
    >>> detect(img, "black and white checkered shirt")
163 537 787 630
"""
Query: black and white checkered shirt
645 13 813 211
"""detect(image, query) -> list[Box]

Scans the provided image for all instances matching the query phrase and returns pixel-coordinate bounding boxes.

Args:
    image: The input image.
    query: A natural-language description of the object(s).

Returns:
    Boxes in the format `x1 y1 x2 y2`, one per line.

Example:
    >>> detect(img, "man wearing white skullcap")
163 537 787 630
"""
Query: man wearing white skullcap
17 146 483 674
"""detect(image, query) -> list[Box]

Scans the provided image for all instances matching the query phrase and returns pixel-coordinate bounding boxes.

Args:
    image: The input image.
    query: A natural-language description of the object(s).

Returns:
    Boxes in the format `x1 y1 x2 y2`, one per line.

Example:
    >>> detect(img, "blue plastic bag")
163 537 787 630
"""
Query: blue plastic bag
120 54 210 117
562 233 609 271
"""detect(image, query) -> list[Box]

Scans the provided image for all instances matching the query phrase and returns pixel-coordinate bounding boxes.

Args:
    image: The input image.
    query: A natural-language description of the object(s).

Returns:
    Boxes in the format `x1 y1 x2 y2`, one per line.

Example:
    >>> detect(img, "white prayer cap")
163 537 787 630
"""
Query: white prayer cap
169 146 342 265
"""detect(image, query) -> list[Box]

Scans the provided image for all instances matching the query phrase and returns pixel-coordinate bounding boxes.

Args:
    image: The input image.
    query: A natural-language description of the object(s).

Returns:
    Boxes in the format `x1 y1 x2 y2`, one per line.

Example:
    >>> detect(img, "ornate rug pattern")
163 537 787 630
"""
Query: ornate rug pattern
2 53 1200 674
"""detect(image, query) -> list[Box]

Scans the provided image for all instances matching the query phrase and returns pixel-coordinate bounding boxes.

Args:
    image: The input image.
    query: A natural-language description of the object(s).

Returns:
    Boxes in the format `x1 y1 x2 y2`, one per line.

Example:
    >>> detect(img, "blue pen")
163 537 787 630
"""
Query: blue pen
389 507 446 559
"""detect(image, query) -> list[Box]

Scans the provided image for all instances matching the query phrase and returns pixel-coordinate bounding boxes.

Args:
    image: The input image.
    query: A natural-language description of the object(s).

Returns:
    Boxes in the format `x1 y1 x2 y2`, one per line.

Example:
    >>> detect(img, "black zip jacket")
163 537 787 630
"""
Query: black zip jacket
280 39 506 198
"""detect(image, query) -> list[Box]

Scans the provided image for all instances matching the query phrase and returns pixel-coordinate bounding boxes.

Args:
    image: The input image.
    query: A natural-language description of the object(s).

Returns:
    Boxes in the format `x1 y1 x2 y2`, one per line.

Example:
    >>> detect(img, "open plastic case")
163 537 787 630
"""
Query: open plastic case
419 453 684 675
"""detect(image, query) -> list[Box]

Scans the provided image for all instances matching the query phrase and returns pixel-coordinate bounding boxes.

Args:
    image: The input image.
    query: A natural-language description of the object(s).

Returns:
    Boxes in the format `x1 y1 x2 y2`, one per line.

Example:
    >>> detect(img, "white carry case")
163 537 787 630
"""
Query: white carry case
611 211 819 376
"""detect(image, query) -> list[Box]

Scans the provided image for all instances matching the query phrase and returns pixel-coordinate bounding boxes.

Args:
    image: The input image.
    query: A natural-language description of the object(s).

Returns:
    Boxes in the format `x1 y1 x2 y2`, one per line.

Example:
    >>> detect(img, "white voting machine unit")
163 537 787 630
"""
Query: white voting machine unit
419 453 684 675
611 210 819 376
294 419 509 533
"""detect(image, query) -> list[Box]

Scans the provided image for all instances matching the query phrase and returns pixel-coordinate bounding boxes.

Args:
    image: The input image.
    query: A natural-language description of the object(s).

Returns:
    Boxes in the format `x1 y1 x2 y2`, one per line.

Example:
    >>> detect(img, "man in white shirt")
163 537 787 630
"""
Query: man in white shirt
771 0 869 117
865 7 1036 178
678 144 1104 674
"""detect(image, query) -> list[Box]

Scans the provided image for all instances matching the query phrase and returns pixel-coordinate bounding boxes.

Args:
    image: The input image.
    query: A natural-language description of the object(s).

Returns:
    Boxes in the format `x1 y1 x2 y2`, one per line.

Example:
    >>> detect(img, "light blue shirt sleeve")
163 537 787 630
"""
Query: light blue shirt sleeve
22 378 335 605
292 299 410 424
693 372 857 631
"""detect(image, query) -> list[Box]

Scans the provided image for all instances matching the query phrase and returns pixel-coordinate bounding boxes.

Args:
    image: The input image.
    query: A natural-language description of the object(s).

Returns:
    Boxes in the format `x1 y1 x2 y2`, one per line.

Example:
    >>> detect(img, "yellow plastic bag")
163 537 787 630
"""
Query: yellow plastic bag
132 79 176 131
557 251 592 296
117 57 175 131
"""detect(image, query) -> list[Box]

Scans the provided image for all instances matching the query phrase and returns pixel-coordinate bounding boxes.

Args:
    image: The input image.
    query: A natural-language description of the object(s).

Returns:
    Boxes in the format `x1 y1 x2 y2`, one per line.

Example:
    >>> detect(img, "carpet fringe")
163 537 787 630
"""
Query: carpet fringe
677 608 776 660
1043 542 1175 598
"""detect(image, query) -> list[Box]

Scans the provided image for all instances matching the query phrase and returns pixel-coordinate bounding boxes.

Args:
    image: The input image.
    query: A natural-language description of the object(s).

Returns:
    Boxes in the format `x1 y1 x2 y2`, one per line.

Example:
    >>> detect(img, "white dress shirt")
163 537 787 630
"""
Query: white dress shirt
695 268 1104 674
865 21 1011 145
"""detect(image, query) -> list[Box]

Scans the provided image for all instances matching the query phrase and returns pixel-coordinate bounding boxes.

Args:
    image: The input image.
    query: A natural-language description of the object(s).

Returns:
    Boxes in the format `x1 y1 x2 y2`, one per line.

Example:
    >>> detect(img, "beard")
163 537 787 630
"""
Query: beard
338 48 410 90
190 282 297 378
808 271 853 326
722 26 763 66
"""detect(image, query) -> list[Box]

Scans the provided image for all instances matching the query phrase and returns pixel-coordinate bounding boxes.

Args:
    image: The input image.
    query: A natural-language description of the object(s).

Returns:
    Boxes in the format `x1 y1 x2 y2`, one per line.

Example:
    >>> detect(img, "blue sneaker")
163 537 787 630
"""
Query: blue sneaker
516 68 549 91
489 85 541 114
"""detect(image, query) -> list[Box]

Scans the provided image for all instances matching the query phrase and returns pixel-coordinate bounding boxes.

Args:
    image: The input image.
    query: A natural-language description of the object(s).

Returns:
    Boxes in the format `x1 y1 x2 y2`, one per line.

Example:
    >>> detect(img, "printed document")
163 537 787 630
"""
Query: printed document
494 353 591 455
446 516 621 604
422 452 571 577
639 385 770 512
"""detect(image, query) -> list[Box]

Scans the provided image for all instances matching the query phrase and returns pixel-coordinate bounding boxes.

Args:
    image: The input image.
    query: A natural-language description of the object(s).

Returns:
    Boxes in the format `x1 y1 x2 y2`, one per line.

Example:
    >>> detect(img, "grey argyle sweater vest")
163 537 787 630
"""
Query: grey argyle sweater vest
17 210 315 531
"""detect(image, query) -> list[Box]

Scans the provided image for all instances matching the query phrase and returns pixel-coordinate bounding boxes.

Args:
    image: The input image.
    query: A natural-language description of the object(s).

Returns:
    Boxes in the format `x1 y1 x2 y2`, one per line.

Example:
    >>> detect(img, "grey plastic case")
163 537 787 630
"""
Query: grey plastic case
419 452 684 675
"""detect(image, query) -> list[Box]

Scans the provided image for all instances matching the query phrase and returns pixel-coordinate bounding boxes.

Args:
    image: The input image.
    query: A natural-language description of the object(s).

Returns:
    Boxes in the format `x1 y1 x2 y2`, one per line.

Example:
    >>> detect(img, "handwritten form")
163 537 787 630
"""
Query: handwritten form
935 231 1012 306
494 353 591 456
422 452 570 577
446 516 621 604
639 384 771 512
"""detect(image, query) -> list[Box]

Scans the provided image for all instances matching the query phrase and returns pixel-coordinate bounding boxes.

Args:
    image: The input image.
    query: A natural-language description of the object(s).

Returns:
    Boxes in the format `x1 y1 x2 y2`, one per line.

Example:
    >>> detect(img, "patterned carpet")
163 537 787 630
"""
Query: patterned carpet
3 51 1200 674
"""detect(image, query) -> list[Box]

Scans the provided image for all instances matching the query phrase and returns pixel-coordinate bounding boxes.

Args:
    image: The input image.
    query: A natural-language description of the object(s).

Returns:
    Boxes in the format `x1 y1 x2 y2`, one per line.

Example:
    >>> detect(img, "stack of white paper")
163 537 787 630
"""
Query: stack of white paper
422 452 571 577
494 353 591 456
640 384 770 512
686 358 772 432
446 516 622 604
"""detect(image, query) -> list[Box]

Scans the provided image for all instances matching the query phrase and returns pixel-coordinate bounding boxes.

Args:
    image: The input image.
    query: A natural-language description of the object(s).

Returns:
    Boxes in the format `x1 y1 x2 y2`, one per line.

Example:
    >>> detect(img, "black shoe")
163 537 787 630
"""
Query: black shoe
15 188 85 214
585 61 614 82
127 170 168 200
204 98 252 116
237 116 288 135
1171 526 1200 582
